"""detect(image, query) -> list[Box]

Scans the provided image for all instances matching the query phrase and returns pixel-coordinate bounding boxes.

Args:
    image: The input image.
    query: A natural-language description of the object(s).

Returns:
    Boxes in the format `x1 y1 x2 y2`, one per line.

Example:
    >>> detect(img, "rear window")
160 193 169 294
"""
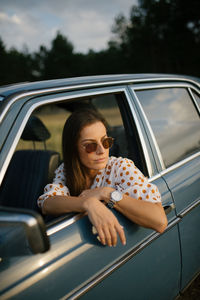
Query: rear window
136 87 200 168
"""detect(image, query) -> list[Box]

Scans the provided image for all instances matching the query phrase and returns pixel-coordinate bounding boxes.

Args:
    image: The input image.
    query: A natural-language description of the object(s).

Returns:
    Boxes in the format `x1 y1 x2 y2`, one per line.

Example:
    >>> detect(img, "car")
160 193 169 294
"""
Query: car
0 74 200 300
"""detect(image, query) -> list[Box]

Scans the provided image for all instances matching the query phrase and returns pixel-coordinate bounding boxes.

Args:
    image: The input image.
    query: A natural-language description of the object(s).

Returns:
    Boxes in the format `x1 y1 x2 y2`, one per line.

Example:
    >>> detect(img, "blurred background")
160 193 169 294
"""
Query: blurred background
0 0 199 85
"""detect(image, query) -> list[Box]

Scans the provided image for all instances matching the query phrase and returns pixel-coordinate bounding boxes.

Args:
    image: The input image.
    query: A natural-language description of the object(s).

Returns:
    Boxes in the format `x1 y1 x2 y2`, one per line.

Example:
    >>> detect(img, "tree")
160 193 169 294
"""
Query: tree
1 0 200 85
42 32 75 79
110 0 200 75
0 38 8 85
0 37 34 85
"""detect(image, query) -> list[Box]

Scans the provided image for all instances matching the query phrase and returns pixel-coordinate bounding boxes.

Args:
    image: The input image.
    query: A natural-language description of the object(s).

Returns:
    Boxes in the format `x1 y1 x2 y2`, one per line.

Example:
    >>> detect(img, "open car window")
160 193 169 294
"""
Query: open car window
0 91 147 222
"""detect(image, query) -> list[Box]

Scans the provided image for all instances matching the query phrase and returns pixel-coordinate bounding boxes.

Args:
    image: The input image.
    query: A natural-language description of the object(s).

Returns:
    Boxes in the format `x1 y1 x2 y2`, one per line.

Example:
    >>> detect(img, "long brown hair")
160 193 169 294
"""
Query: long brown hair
62 108 108 196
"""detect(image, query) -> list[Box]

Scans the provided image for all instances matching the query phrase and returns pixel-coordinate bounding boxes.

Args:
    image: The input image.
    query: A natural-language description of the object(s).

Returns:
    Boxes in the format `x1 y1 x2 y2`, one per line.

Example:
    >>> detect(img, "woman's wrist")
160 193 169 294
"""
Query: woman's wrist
81 196 98 212
79 187 115 211
100 187 115 204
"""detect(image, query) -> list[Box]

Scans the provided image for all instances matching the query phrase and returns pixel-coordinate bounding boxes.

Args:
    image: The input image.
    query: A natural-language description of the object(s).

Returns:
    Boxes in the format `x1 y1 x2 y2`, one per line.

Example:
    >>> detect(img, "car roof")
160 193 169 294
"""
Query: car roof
0 73 199 99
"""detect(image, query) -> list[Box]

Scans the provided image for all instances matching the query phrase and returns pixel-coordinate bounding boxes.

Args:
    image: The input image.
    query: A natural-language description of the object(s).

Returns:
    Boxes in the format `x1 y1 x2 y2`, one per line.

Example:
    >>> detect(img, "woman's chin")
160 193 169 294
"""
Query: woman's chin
92 158 108 169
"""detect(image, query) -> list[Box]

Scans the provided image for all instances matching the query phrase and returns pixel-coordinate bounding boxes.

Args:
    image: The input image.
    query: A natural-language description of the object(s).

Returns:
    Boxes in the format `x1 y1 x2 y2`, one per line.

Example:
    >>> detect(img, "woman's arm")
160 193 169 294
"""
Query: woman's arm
42 195 85 215
42 194 126 247
79 187 168 234
112 194 168 233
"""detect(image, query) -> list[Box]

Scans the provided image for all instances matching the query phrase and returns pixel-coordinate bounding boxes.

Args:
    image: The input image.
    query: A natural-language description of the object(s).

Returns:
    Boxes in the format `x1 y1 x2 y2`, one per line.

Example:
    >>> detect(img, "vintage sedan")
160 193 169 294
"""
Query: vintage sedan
0 74 200 300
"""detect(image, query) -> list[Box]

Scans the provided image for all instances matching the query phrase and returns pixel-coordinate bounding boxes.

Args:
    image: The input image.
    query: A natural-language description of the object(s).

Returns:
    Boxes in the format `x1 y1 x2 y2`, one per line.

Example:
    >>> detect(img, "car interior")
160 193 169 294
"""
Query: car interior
0 115 60 212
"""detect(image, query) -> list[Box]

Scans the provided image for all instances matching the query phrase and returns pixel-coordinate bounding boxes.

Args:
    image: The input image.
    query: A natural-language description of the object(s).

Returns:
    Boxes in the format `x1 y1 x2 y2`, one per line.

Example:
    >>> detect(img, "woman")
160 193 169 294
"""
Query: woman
38 108 167 247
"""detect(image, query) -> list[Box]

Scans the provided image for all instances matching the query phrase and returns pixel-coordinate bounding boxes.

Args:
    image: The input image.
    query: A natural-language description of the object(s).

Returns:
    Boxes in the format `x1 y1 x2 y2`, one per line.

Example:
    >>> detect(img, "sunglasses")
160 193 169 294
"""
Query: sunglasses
83 137 114 153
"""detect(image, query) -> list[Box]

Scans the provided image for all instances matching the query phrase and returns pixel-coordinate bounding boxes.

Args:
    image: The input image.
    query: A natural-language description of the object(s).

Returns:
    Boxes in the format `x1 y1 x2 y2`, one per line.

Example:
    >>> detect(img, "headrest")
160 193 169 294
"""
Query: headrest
21 116 51 142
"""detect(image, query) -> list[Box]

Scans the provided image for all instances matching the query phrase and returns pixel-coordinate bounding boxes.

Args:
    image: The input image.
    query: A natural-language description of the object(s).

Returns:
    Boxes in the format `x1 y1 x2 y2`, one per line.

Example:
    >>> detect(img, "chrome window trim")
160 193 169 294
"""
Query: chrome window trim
130 88 165 170
131 82 200 172
148 173 162 182
132 82 200 91
160 152 200 177
62 218 181 300
188 87 200 114
47 213 85 236
1 76 199 124
124 90 153 177
179 198 200 218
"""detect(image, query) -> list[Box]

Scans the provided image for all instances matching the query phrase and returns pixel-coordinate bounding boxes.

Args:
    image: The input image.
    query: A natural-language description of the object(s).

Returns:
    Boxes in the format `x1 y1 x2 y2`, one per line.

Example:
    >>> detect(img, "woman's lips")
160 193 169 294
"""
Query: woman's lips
94 157 106 163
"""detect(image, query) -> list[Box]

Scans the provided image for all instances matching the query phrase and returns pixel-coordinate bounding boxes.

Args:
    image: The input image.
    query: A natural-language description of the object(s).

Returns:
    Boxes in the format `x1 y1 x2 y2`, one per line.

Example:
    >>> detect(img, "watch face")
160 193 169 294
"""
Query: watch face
112 190 123 202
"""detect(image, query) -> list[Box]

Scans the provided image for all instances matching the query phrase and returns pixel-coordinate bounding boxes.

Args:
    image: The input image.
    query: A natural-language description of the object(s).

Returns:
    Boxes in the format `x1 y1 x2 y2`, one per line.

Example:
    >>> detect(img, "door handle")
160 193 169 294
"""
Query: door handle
163 202 175 214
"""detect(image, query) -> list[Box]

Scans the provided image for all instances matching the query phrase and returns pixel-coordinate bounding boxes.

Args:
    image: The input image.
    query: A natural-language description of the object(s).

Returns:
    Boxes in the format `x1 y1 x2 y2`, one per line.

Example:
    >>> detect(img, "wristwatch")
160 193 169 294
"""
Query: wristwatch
107 190 123 209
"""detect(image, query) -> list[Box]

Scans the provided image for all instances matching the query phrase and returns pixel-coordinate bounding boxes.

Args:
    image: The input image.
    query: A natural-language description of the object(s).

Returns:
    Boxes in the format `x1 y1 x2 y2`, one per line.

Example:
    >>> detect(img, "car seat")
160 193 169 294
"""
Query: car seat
108 125 146 174
0 116 60 211
108 125 129 158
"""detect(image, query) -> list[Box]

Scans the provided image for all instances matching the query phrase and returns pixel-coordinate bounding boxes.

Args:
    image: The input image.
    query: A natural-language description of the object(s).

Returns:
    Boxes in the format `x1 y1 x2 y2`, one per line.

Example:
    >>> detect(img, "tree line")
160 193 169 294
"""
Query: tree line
0 0 200 85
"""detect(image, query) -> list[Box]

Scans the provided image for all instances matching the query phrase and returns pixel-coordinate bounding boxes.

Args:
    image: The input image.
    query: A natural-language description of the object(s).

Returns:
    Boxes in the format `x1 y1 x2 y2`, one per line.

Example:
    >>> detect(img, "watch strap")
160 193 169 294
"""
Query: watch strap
107 199 115 209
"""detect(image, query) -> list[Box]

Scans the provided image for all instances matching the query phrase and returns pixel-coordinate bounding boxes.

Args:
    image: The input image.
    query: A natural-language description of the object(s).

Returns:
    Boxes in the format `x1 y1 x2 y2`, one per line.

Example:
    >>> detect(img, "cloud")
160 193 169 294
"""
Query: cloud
57 9 113 52
0 11 53 52
0 12 21 25
0 0 137 53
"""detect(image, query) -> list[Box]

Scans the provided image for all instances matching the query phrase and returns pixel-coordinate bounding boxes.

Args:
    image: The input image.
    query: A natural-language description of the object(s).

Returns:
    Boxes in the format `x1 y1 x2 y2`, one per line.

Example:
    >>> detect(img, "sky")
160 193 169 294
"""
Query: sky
0 0 138 54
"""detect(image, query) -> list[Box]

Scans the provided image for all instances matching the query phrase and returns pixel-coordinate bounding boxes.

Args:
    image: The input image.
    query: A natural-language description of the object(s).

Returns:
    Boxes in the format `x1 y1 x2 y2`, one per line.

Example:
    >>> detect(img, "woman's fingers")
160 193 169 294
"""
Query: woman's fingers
96 222 125 247
108 225 118 246
102 225 118 247
87 199 126 247
115 224 126 246
97 227 106 245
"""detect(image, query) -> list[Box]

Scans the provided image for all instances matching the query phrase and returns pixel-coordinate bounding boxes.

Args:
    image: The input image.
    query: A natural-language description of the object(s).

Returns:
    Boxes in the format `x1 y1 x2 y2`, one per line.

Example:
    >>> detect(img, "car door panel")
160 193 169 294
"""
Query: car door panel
162 155 200 289
80 225 181 300
1 174 180 300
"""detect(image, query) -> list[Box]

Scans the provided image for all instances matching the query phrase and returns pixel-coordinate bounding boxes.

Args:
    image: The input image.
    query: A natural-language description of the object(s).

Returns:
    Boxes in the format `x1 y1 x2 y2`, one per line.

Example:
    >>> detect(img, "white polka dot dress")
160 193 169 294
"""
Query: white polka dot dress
38 156 161 208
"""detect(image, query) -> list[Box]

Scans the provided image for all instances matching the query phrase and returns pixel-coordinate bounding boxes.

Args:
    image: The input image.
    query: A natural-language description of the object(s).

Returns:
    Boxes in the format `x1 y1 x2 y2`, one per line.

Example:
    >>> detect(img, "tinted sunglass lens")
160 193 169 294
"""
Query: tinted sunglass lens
85 143 97 153
102 137 113 149
85 138 113 153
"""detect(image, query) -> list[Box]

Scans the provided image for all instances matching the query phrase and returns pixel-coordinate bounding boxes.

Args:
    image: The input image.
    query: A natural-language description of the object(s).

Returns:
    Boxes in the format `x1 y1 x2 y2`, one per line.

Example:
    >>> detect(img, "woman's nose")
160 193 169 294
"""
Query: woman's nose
96 143 105 154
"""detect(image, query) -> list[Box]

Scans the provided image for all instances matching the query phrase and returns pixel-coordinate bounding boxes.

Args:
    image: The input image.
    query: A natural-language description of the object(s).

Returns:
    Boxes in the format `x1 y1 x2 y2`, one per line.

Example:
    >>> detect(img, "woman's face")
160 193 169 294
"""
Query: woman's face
77 121 109 173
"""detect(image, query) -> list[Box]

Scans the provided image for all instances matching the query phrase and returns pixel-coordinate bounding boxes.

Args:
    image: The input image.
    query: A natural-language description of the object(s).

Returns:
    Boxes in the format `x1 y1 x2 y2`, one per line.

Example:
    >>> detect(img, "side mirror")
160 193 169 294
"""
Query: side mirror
0 206 50 257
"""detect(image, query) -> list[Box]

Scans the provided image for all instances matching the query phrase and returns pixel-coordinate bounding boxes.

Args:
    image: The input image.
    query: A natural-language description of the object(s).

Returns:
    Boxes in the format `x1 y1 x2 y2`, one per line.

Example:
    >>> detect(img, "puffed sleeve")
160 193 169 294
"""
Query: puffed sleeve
37 163 70 208
114 158 161 203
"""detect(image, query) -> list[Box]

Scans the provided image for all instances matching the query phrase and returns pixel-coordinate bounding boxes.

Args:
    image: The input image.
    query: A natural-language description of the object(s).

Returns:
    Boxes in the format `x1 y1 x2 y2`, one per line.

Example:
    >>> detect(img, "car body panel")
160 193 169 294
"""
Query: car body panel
162 155 200 289
79 226 181 300
1 207 180 300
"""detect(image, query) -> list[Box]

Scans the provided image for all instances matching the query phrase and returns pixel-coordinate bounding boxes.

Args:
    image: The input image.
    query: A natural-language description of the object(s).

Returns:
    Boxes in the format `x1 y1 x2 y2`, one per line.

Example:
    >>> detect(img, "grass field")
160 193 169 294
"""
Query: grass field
17 106 122 156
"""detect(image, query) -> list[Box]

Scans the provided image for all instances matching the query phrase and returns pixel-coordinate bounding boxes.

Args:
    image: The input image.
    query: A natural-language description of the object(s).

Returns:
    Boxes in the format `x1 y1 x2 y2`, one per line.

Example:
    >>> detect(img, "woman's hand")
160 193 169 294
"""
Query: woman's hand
83 197 126 247
79 187 114 203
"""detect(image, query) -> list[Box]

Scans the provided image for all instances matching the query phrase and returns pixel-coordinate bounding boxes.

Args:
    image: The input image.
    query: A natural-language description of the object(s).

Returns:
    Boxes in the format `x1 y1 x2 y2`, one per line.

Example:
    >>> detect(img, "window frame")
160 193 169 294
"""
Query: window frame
189 87 200 113
0 85 154 205
130 82 200 175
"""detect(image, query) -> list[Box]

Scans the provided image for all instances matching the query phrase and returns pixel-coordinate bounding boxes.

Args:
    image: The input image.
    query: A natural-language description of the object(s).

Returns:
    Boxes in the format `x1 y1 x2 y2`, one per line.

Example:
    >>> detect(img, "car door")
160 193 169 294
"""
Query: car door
0 85 181 300
133 83 200 291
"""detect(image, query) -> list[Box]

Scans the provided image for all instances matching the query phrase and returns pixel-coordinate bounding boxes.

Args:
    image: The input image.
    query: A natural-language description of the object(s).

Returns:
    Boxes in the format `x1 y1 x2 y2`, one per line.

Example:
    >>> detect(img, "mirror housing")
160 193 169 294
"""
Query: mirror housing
0 206 50 257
